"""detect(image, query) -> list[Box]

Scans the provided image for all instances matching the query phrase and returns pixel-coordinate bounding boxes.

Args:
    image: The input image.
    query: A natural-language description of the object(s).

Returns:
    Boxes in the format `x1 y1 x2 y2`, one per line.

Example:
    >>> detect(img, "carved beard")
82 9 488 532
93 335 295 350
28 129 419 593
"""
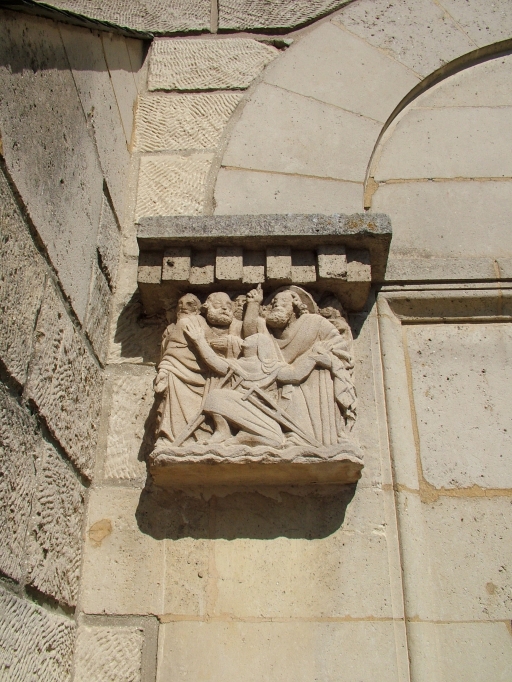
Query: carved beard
266 308 292 329
207 309 233 326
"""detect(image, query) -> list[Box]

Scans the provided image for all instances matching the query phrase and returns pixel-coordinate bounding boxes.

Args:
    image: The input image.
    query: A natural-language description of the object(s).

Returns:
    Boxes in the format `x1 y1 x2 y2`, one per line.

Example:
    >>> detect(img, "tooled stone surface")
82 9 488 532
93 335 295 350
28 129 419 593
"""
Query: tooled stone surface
0 586 75 681
0 166 47 386
85 260 112 365
218 0 352 30
0 383 38 582
25 442 85 607
148 38 278 91
25 281 103 479
97 194 121 291
134 93 243 152
73 626 144 682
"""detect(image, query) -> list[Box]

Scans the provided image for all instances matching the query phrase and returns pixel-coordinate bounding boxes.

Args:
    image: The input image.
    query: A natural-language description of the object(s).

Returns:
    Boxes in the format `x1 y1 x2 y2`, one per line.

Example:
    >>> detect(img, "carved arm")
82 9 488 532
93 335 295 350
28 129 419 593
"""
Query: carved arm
243 284 263 337
182 317 230 376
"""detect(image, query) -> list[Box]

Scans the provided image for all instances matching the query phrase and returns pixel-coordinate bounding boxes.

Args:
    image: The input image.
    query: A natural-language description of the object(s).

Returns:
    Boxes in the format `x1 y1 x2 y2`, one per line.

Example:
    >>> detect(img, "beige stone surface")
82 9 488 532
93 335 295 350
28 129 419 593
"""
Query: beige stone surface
216 246 243 281
157 620 403 682
163 538 210 616
74 625 144 682
408 621 512 682
375 107 512 181
97 193 122 290
60 25 130 222
334 0 476 77
266 246 292 281
264 22 419 123
222 83 380 182
417 54 512 108
32 0 211 33
149 38 278 91
0 11 103 323
384 256 499 282
0 586 75 681
214 169 363 215
0 166 46 385
372 181 512 259
104 366 154 481
86 260 112 364
0 384 38 582
136 154 213 218
438 0 512 47
219 0 351 30
25 281 103 479
26 443 85 607
406 323 512 490
81 486 164 615
134 94 242 153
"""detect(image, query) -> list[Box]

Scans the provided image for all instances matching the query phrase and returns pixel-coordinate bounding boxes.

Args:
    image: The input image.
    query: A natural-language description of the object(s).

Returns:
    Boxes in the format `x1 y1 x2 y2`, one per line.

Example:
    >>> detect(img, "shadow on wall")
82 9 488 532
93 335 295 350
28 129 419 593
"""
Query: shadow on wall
135 482 357 541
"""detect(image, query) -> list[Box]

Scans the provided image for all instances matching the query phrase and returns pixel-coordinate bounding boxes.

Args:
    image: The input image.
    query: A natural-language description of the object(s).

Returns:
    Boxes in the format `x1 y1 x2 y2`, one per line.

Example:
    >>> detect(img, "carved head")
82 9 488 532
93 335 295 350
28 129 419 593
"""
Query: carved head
202 292 234 327
176 293 201 320
266 290 307 329
233 294 247 321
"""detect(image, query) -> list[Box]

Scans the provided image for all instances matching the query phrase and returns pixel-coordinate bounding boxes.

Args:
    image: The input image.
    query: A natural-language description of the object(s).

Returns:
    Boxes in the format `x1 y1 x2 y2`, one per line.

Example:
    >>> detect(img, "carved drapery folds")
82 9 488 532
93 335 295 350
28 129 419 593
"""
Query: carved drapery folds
137 214 391 486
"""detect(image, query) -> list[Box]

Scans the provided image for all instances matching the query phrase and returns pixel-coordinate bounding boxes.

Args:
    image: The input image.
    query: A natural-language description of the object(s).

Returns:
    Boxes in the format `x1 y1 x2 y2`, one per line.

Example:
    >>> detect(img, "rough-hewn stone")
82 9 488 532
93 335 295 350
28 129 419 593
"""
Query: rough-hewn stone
97 194 122 291
74 625 144 682
26 442 85 606
219 0 352 31
25 281 103 479
85 260 112 364
0 384 38 582
134 94 242 153
0 166 46 385
0 11 103 323
136 155 213 218
0 586 75 681
149 38 278 91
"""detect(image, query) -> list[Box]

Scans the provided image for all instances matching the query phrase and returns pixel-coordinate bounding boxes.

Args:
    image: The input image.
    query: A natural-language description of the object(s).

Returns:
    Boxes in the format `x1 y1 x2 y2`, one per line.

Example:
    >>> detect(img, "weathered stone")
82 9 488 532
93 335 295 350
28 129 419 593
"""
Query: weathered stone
266 246 292 281
0 384 38 582
134 94 242 153
104 367 154 481
0 166 46 385
0 586 75 681
189 250 215 285
60 25 130 222
219 0 352 30
242 251 265 284
222 83 380 183
32 0 211 34
438 0 512 47
162 248 191 283
215 246 243 282
136 155 213 218
149 38 278 91
74 625 144 682
0 11 104 323
25 280 103 479
26 442 85 606
405 322 512 490
97 193 122 291
317 245 347 280
334 0 475 77
264 22 420 123
85 260 112 364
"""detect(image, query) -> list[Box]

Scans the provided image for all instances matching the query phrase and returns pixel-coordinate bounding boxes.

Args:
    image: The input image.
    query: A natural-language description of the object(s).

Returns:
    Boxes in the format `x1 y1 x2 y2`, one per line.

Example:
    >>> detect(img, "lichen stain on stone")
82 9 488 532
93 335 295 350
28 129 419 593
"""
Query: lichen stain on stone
88 519 112 547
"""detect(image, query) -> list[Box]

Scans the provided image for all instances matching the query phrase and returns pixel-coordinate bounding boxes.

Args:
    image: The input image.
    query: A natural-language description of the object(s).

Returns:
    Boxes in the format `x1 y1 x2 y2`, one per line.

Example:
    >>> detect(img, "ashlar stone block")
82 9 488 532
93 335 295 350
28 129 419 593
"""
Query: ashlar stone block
317 244 347 280
0 166 47 385
219 0 352 31
85 260 112 365
266 246 292 282
134 94 242 153
149 38 278 91
216 246 243 282
0 586 75 681
25 280 103 479
25 442 85 607
0 383 38 582
162 248 191 283
74 625 144 682
97 193 122 291
438 0 512 47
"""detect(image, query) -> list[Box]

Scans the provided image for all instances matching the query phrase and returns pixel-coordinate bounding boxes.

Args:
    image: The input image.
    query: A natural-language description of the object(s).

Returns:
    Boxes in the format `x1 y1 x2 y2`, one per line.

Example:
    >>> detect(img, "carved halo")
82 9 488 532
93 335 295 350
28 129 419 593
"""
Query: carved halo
263 285 318 314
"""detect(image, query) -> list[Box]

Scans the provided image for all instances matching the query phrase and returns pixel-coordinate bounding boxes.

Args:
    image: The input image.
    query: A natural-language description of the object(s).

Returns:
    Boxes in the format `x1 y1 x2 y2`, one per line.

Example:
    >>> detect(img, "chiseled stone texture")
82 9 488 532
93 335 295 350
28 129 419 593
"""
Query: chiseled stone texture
134 94 242 153
25 443 85 607
104 367 154 481
97 194 122 291
0 586 75 681
157 621 403 682
0 166 46 386
0 11 103 323
32 0 210 33
85 260 112 365
149 38 278 91
0 383 38 582
25 281 103 479
406 323 512 490
219 0 352 30
74 625 144 682
136 154 213 218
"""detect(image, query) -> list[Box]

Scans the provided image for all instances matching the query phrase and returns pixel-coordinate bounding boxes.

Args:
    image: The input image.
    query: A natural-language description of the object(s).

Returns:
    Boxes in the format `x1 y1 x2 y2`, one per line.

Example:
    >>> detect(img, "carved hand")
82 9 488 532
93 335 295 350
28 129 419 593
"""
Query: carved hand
209 335 229 352
182 316 206 342
154 370 168 394
246 283 263 304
